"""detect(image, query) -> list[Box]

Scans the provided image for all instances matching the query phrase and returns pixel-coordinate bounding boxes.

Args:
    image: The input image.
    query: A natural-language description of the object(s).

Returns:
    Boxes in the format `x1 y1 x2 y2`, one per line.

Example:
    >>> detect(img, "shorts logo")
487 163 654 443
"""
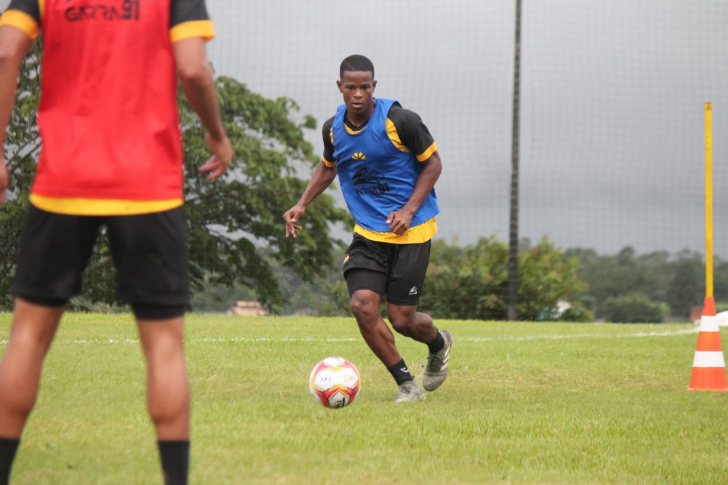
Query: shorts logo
344 253 350 263
409 286 418 296
65 0 140 22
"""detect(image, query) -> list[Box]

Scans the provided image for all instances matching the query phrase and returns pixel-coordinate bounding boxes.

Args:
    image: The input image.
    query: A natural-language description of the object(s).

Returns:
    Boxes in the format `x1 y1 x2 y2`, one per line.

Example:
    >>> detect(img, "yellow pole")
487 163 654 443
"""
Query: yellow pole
706 102 714 298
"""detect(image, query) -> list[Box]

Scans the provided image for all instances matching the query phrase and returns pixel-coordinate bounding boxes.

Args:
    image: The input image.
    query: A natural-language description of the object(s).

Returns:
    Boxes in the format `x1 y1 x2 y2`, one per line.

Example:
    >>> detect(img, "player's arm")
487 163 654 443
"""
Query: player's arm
0 24 33 204
171 0 232 181
386 108 442 235
283 119 338 238
283 162 338 238
400 149 441 212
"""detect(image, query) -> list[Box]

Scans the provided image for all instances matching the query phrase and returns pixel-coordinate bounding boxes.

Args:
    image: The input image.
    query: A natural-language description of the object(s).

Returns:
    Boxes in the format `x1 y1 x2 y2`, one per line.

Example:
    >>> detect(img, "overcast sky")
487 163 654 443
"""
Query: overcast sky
205 0 728 258
4 0 728 257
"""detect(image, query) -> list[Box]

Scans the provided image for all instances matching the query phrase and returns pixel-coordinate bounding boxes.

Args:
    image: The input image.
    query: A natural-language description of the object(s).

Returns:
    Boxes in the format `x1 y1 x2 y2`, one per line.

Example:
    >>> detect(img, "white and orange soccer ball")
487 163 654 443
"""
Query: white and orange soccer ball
308 357 361 409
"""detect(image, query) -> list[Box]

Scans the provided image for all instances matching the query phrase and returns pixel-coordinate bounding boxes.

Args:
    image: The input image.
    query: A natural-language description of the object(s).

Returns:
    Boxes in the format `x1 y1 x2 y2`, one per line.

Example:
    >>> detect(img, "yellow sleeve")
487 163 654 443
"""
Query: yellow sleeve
170 20 215 43
0 10 40 40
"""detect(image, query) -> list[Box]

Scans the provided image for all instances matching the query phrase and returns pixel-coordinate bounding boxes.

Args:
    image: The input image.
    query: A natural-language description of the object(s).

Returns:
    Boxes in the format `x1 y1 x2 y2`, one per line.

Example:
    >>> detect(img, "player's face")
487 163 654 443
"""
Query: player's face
337 71 377 122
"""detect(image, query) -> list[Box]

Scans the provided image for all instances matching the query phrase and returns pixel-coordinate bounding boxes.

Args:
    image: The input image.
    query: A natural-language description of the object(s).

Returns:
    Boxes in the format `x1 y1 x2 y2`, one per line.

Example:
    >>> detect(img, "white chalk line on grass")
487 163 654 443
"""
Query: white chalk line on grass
464 328 699 342
0 328 698 346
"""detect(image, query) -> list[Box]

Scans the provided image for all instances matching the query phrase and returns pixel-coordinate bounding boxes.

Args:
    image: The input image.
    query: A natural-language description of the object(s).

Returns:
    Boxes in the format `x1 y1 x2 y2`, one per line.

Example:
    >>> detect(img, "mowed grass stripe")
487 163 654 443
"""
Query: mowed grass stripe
0 314 725 484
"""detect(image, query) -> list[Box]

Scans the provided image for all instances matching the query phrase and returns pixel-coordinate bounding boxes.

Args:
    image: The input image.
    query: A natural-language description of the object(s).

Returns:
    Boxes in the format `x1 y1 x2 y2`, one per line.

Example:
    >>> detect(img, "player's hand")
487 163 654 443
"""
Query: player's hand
283 204 305 238
0 160 8 205
199 133 234 181
386 210 413 236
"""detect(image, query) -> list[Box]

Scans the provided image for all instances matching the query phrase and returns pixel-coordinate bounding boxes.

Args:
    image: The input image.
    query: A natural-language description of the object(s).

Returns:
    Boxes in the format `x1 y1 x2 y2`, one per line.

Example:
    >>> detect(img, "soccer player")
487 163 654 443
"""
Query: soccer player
283 54 452 403
0 1 232 484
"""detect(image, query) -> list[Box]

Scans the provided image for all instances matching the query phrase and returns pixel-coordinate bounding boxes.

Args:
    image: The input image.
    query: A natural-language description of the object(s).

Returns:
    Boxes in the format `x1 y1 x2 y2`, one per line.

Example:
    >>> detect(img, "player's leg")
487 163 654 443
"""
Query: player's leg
387 302 452 392
343 235 423 401
386 304 437 343
0 300 63 435
0 206 100 483
348 283 398 366
347 276 424 403
136 315 189 485
135 315 189 439
385 240 452 392
107 208 190 485
0 299 63 477
384 239 439 342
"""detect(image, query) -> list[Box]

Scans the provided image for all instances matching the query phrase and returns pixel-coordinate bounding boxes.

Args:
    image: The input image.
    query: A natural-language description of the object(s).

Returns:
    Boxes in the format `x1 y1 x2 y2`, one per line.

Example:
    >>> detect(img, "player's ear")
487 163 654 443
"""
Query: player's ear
372 80 377 91
337 80 344 93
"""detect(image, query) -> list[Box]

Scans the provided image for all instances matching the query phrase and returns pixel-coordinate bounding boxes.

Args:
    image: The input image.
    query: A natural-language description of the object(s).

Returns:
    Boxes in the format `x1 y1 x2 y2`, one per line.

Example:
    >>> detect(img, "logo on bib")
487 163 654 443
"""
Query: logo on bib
352 167 390 196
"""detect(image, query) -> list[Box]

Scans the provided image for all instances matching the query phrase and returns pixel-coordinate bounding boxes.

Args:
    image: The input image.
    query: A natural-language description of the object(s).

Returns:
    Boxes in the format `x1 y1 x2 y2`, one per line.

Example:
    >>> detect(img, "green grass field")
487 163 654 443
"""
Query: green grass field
0 313 727 484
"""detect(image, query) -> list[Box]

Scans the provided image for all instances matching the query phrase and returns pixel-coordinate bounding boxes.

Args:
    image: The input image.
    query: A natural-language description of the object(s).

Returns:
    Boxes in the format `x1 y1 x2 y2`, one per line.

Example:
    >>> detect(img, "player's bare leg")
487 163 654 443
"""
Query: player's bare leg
0 299 64 437
386 304 437 343
137 317 190 485
350 289 400 367
387 303 452 392
350 290 424 402
0 299 63 483
137 317 189 439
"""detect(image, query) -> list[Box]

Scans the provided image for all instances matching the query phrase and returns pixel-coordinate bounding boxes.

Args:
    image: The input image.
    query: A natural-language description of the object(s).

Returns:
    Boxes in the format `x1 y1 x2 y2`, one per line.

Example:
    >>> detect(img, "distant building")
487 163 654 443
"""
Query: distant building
227 300 266 317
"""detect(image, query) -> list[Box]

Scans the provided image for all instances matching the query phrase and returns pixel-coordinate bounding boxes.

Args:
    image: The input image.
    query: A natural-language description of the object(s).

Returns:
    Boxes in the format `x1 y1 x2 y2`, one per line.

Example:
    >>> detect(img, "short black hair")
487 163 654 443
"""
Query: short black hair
340 55 375 80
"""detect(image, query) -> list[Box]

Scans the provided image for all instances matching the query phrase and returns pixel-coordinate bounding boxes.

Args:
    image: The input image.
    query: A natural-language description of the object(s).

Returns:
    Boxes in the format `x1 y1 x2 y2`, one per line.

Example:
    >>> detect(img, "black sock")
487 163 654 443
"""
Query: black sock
387 359 414 385
428 331 445 354
158 440 189 485
0 438 20 485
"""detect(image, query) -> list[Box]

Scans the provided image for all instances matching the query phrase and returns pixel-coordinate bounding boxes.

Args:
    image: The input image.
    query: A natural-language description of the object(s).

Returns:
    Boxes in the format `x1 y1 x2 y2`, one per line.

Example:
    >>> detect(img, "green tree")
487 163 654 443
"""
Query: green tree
179 76 350 310
634 251 673 306
602 293 670 323
421 236 508 320
0 42 41 309
566 246 711 320
421 236 588 321
713 258 728 309
567 246 679 318
666 250 704 318
0 46 351 311
565 246 647 317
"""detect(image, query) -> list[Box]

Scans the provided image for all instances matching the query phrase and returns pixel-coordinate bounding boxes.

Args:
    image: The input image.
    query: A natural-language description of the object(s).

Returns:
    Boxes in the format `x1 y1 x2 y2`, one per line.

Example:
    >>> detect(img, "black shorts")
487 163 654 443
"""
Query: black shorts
343 234 431 306
13 205 189 319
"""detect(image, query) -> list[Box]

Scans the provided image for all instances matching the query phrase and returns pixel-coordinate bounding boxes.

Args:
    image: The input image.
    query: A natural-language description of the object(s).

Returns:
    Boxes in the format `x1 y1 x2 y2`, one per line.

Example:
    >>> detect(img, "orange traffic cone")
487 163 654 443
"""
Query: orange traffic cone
688 297 728 391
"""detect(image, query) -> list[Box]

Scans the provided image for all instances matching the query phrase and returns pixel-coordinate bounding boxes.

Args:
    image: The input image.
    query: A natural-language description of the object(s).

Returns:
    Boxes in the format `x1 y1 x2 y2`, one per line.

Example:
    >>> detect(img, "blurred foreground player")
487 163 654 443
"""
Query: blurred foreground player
0 1 233 483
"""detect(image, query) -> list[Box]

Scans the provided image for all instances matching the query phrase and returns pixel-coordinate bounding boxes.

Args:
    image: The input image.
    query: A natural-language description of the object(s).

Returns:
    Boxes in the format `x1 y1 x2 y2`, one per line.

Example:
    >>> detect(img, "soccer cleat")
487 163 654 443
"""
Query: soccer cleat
394 380 426 402
423 330 452 391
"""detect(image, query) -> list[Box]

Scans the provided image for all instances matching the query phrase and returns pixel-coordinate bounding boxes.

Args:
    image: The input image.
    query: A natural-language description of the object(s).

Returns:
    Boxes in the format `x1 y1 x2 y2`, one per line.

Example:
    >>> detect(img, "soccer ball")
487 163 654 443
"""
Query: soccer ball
308 357 361 409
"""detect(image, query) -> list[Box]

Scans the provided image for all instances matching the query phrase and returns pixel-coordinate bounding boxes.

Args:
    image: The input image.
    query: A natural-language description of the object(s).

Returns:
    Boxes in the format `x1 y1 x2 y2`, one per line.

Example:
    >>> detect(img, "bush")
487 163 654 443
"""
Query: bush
602 293 670 323
557 306 595 322
536 302 594 323
421 236 589 321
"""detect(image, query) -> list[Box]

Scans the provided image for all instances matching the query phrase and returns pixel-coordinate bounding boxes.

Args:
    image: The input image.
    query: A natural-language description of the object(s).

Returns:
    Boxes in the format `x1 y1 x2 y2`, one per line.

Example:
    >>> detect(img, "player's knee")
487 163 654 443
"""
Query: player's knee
387 309 415 336
9 324 56 357
0 370 39 419
144 338 186 375
4 397 36 422
145 359 189 428
350 294 379 322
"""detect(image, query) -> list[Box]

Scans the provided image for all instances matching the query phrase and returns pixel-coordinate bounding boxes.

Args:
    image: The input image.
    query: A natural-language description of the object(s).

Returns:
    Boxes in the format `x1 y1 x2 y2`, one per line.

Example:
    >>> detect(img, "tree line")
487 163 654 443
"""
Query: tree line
192 237 715 324
421 241 715 324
